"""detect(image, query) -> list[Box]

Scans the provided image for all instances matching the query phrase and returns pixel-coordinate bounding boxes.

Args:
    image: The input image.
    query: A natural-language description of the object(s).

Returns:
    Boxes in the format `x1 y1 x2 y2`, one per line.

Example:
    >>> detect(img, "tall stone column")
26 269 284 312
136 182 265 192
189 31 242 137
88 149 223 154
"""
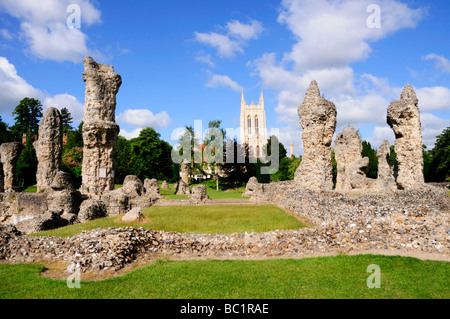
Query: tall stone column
80 56 122 196
0 142 22 193
294 80 337 191
180 159 190 186
34 107 63 192
387 84 424 189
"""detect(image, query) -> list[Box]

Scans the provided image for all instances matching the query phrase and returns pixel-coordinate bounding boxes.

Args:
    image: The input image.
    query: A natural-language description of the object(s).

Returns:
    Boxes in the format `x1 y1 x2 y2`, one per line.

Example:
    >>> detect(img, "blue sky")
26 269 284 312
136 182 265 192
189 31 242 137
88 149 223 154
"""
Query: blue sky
0 0 449 155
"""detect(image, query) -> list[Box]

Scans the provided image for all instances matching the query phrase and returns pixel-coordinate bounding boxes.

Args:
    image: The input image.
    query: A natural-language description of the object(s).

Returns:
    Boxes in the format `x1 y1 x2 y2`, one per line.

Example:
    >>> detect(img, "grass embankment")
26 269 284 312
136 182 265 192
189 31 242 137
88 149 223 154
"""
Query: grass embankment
1 255 448 299
33 204 303 237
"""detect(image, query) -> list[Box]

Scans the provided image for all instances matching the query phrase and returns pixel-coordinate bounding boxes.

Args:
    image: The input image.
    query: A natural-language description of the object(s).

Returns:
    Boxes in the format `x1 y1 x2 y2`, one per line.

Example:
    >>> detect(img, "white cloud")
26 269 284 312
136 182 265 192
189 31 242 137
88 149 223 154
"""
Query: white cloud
0 0 101 63
117 109 172 129
423 53 450 74
226 19 263 41
43 93 84 122
278 0 424 70
420 113 450 148
194 19 263 58
0 56 84 123
119 128 142 140
0 56 43 112
206 72 243 92
0 29 13 40
195 53 215 68
416 86 450 111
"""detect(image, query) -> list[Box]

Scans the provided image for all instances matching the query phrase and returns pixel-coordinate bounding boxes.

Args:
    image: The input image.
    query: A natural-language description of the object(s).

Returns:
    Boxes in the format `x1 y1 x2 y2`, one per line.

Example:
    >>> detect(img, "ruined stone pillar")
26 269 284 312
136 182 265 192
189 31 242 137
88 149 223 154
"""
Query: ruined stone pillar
80 56 122 196
0 161 4 193
387 84 424 189
180 159 190 186
334 126 375 192
34 107 63 192
294 80 337 191
376 140 397 192
0 142 22 193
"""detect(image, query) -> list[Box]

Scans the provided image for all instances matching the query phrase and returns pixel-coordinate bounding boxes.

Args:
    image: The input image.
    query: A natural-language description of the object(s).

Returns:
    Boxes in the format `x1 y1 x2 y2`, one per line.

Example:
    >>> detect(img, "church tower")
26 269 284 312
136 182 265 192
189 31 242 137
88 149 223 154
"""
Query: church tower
240 89 267 158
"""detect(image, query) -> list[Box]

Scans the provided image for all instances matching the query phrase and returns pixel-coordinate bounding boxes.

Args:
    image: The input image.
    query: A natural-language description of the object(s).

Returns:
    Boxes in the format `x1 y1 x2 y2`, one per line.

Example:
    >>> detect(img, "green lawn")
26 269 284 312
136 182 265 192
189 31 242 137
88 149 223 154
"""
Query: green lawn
160 181 248 200
33 204 304 237
1 255 448 299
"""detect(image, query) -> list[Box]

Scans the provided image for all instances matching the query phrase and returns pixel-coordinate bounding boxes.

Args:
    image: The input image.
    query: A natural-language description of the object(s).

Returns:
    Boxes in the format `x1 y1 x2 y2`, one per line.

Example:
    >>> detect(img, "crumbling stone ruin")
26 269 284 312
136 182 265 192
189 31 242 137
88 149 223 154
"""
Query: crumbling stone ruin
122 206 144 222
334 126 375 192
161 180 169 190
0 161 3 193
46 171 80 222
0 142 22 193
144 178 162 199
376 140 397 192
294 80 336 191
189 185 210 203
34 107 63 192
180 160 190 186
80 56 122 196
387 84 425 190
174 178 190 195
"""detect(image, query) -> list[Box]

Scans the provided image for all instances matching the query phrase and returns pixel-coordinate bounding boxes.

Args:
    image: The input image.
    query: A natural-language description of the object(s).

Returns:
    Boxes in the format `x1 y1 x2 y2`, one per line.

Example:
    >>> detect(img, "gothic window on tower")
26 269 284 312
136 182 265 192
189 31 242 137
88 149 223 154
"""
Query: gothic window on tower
256 145 260 157
247 116 251 135
255 116 259 135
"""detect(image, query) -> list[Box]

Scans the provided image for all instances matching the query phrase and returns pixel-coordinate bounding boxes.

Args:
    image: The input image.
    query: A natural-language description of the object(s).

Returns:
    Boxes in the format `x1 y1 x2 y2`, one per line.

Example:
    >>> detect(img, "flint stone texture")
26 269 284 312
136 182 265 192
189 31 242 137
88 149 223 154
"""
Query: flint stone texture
0 142 22 193
189 185 210 203
377 140 397 192
15 211 70 235
78 199 107 223
46 171 80 219
387 84 425 190
81 56 122 196
243 177 263 198
294 81 336 191
121 207 144 222
174 179 190 195
34 107 63 192
0 161 3 193
144 178 162 199
122 175 144 198
334 127 375 192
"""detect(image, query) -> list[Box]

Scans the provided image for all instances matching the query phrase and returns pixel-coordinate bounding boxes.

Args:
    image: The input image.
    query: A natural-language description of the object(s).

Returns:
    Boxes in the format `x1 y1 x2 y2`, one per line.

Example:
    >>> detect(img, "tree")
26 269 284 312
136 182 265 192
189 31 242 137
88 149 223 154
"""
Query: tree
0 116 12 143
263 135 287 160
10 98 43 140
128 128 175 182
65 121 83 148
361 141 378 179
115 136 132 183
427 126 450 182
60 107 74 134
220 139 256 188
15 132 38 188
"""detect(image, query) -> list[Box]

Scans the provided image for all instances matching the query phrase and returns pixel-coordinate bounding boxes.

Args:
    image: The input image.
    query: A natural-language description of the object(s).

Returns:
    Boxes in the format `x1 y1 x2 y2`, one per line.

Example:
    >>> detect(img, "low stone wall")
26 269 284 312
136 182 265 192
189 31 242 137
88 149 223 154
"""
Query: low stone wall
0 193 48 224
0 185 448 273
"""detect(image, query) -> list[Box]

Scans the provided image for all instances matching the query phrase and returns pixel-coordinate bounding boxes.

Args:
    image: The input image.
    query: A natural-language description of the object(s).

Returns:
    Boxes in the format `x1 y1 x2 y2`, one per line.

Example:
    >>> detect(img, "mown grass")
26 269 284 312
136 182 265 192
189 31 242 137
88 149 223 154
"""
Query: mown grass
1 255 448 299
33 205 304 237
160 182 248 200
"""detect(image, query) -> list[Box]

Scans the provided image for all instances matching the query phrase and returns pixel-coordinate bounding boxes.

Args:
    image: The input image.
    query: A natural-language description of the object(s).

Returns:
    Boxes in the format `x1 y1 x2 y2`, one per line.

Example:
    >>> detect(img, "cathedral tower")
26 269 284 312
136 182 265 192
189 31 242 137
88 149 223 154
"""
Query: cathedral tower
240 89 267 157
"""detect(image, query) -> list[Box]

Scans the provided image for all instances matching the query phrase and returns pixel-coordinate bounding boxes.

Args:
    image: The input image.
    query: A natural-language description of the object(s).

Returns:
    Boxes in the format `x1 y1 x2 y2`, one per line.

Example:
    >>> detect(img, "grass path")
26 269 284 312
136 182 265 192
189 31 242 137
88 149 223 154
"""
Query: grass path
1 255 448 299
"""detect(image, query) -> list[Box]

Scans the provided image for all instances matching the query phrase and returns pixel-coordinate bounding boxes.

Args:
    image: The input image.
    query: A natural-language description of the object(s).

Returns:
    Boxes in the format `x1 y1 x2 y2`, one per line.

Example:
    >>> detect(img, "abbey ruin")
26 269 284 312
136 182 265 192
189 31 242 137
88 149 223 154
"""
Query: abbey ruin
0 58 448 274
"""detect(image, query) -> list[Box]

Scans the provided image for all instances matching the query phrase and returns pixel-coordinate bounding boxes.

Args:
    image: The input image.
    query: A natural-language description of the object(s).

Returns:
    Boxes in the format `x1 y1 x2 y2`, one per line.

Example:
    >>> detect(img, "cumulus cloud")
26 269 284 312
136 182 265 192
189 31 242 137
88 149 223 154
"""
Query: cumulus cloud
423 53 450 74
0 57 42 112
119 128 142 140
117 109 172 129
206 72 243 92
0 56 84 122
194 19 263 58
43 93 84 122
0 0 101 63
